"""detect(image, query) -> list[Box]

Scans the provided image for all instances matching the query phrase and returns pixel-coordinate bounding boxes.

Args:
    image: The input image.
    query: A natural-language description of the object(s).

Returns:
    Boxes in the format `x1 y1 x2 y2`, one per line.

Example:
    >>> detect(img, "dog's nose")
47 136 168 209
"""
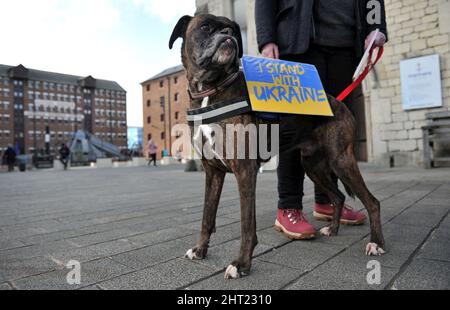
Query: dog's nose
220 27 233 35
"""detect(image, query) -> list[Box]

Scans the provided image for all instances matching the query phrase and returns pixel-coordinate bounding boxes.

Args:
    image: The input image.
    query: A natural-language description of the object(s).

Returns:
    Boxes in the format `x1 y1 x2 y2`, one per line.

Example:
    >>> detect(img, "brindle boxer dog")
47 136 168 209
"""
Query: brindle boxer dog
169 14 386 279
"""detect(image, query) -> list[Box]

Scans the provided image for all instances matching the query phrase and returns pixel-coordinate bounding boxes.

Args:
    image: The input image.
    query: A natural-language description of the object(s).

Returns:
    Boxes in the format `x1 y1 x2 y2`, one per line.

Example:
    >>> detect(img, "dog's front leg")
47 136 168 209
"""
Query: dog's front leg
224 162 259 279
185 164 225 260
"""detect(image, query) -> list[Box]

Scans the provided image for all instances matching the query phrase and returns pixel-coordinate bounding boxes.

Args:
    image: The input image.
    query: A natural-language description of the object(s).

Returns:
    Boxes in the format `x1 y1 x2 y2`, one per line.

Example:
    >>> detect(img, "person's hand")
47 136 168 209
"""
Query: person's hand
365 30 386 50
261 43 279 59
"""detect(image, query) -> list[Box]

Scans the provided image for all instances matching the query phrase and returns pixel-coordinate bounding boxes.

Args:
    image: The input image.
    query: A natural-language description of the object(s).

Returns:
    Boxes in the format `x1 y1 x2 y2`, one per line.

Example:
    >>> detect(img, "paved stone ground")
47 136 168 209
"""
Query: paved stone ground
0 164 449 290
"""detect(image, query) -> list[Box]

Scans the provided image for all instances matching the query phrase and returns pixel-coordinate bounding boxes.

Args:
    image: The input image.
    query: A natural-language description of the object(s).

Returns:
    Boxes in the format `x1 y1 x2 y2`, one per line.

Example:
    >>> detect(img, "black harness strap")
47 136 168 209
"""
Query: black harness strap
187 97 252 126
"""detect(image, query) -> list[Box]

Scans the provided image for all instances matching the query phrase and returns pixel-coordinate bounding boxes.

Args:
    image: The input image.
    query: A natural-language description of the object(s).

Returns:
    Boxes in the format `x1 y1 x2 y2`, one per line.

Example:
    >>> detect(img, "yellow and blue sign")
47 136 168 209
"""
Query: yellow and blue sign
242 56 333 116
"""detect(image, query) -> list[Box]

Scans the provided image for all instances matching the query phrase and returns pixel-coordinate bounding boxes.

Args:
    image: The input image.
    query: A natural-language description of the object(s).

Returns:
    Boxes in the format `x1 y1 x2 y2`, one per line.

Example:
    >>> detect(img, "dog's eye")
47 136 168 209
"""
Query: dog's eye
200 24 210 32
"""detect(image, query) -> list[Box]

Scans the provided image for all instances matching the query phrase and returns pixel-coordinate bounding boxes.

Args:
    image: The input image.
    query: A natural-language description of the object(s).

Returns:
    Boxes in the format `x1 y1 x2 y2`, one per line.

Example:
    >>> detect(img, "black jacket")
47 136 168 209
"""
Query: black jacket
255 0 388 60
59 146 70 159
3 147 16 165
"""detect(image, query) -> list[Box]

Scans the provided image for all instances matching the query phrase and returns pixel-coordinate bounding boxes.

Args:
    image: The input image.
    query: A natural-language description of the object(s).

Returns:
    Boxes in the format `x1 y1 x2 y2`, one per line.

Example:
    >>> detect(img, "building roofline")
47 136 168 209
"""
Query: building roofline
0 64 126 92
140 65 184 85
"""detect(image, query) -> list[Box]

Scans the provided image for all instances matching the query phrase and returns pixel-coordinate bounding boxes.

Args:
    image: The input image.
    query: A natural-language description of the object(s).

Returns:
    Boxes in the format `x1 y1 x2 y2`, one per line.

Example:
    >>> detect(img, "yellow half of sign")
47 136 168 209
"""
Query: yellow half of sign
246 81 334 117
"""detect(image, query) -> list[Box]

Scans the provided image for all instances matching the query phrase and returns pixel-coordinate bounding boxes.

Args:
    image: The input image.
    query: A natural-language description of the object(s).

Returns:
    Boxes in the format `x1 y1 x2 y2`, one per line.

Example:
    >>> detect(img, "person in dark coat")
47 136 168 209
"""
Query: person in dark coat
3 145 16 172
255 0 388 238
59 143 71 170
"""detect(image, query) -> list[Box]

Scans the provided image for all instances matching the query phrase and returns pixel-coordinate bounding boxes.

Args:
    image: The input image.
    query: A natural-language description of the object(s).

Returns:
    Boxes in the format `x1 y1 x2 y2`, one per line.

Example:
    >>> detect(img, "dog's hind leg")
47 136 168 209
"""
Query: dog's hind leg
224 161 259 279
302 155 346 237
185 165 225 260
333 146 386 256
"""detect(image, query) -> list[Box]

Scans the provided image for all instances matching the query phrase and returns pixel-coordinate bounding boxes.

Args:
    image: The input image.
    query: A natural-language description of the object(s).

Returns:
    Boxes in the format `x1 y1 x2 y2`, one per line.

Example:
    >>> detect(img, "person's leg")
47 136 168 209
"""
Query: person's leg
277 123 304 211
275 118 315 239
278 45 328 210
152 154 157 166
314 46 356 205
273 46 329 239
312 47 367 225
147 153 152 166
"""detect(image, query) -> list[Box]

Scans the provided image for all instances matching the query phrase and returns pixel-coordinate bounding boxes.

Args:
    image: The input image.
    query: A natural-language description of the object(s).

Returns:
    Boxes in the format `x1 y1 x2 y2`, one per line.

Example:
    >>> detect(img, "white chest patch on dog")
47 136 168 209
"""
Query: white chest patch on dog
201 96 209 108
193 124 227 167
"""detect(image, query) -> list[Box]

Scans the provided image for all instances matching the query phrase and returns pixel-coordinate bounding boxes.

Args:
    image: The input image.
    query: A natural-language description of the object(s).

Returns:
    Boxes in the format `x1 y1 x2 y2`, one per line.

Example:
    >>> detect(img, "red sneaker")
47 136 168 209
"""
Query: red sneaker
275 209 316 240
314 203 367 225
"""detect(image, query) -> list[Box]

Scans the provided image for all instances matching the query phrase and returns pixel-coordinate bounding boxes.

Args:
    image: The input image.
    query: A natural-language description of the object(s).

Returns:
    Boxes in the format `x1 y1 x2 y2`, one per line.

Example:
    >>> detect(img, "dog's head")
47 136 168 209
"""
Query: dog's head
169 14 243 86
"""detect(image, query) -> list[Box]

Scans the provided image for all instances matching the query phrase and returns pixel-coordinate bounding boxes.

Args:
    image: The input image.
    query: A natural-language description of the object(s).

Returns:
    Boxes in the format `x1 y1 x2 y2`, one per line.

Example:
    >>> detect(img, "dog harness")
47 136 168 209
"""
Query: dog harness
187 96 282 126
187 96 251 126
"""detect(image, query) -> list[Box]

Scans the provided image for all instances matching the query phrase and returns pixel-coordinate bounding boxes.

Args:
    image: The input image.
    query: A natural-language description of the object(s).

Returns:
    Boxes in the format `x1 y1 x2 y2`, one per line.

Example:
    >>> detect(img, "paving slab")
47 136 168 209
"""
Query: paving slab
0 256 59 283
391 258 450 290
0 283 12 290
258 241 344 272
12 258 133 290
0 165 449 289
98 258 216 290
110 239 193 270
186 259 300 290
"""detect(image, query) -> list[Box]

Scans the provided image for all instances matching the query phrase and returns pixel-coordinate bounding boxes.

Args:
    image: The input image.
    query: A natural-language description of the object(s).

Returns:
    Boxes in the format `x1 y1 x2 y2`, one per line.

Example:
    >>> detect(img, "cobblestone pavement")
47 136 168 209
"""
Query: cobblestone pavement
0 164 449 290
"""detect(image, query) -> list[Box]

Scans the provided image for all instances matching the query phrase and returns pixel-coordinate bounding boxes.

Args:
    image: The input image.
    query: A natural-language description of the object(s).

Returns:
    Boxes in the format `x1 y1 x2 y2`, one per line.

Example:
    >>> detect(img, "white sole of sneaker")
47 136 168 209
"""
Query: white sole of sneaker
274 220 316 240
313 211 366 226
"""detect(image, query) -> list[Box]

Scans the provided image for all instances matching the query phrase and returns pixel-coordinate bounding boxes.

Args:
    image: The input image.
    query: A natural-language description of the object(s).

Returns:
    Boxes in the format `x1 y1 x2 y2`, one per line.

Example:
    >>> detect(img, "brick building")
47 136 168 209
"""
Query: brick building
0 64 127 156
141 65 189 159
196 0 450 167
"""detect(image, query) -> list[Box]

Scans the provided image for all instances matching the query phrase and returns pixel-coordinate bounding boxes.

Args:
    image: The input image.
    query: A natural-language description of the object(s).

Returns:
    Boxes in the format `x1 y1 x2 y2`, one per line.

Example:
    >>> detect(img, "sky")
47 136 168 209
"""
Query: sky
0 0 196 127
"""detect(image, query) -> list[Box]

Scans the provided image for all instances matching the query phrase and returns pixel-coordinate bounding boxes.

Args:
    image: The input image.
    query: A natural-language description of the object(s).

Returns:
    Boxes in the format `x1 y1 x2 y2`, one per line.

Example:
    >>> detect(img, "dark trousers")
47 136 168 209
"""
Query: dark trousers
8 163 14 172
148 154 157 166
60 158 69 170
278 44 357 210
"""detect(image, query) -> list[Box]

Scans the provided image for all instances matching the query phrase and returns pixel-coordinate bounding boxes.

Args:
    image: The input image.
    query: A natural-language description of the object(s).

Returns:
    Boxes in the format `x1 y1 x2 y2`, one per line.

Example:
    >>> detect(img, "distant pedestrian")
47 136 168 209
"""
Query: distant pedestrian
3 145 16 172
147 139 158 167
59 143 71 170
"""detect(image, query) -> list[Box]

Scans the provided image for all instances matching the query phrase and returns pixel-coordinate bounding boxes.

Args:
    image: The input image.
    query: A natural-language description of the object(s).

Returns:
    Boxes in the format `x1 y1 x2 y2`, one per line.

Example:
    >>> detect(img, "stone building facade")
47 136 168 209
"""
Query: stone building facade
195 0 450 167
365 0 450 167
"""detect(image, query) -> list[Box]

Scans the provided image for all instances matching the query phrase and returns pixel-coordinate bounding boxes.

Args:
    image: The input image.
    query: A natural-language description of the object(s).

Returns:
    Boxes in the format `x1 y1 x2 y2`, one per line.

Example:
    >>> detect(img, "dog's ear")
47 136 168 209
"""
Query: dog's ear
169 15 192 49
232 21 244 58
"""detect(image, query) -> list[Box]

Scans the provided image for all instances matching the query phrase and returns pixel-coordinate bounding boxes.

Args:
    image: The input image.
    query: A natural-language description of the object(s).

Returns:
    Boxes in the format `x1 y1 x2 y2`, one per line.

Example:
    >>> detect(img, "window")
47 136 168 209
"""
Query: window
174 93 179 102
160 96 165 108
175 112 179 120
159 80 164 88
147 134 152 141
174 77 178 84
161 132 165 140
147 100 151 107
146 84 150 92
160 114 164 122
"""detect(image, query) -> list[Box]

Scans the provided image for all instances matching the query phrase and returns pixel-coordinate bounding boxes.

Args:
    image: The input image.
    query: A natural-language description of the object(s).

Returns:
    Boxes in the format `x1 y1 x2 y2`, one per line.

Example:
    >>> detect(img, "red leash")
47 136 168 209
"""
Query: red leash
336 46 384 102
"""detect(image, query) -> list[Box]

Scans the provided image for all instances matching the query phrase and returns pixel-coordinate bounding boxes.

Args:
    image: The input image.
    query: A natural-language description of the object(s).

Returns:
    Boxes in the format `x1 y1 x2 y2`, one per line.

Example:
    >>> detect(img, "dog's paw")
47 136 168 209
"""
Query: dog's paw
365 243 386 256
320 226 332 236
184 248 205 260
224 265 240 280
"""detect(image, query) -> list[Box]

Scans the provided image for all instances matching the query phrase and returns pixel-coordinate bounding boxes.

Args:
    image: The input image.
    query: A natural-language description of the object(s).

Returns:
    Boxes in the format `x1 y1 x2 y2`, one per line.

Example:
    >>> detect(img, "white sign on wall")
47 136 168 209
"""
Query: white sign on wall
400 54 442 110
